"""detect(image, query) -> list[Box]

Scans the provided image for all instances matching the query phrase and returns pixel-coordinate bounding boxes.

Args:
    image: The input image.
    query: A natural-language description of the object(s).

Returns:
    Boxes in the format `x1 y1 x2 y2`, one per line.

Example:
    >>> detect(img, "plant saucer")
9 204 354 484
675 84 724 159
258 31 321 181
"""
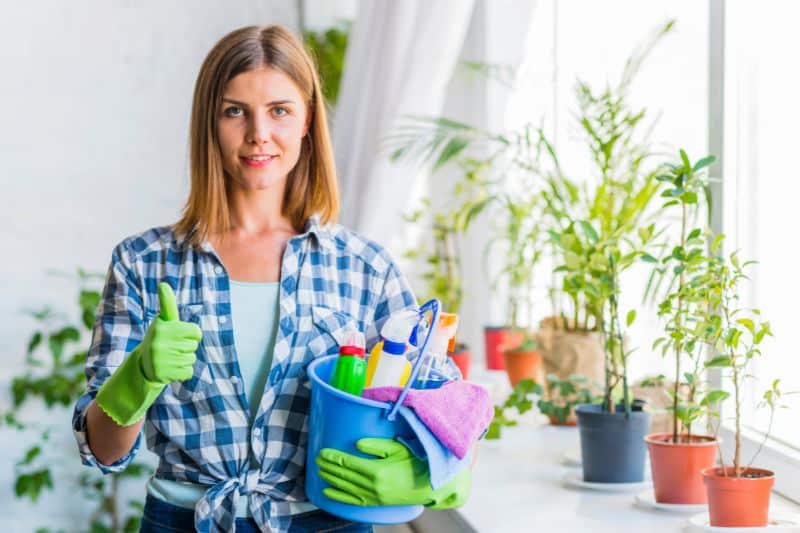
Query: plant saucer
634 489 707 513
562 471 651 493
686 513 800 531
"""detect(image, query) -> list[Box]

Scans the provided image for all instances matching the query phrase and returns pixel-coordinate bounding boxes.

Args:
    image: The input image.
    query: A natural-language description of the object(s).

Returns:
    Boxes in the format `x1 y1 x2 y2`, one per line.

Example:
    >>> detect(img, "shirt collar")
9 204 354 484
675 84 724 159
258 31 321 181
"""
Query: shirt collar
177 215 335 253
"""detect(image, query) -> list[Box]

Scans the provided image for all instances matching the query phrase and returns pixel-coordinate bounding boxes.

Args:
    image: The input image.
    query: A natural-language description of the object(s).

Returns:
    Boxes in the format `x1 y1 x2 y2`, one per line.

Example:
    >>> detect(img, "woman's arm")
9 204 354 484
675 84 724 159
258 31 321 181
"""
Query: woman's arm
86 402 143 465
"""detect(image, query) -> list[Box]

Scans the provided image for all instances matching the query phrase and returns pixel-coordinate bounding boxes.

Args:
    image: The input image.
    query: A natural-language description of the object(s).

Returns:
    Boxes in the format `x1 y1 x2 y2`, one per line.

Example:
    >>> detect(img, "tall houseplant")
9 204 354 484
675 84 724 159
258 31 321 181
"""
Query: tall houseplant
696 240 779 527
644 149 724 505
3 269 151 533
547 21 676 484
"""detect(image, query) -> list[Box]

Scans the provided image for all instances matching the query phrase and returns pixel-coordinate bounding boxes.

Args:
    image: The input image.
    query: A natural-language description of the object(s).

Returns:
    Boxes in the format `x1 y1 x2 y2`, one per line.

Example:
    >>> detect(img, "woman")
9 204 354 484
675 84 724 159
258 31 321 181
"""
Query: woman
71 25 469 533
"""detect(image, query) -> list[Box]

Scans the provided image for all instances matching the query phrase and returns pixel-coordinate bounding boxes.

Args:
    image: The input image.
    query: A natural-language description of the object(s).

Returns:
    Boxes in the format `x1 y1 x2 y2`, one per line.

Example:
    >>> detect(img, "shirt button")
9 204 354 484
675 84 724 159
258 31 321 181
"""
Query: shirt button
252 427 262 438
219 316 228 325
230 376 239 385
214 265 223 274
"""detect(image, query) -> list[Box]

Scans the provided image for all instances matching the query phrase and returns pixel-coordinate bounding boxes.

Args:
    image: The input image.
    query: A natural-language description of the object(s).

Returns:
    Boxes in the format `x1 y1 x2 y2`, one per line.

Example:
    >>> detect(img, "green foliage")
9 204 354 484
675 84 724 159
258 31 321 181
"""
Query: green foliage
650 149 717 441
3 269 151 531
536 374 599 424
546 21 676 414
303 22 350 106
485 379 542 439
691 240 778 474
403 200 464 313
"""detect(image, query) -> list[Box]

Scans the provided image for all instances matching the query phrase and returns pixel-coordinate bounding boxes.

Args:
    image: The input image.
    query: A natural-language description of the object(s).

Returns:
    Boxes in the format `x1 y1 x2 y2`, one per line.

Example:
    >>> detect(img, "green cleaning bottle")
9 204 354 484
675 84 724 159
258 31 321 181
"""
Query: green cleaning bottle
329 330 367 396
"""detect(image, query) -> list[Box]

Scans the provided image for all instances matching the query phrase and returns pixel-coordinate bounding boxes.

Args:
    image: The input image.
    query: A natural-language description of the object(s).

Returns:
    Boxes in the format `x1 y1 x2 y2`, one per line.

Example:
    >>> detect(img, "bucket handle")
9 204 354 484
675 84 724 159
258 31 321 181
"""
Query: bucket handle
386 299 440 422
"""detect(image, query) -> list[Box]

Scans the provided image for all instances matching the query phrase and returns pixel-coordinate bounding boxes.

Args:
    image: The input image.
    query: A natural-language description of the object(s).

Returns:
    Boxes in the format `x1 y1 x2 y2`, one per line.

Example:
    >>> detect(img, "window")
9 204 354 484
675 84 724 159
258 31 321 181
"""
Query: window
720 0 800 500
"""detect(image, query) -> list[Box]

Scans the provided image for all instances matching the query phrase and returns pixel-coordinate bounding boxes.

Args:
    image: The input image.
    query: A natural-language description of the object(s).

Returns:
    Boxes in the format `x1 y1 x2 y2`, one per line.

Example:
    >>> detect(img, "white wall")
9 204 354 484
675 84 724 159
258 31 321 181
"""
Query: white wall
0 2 302 530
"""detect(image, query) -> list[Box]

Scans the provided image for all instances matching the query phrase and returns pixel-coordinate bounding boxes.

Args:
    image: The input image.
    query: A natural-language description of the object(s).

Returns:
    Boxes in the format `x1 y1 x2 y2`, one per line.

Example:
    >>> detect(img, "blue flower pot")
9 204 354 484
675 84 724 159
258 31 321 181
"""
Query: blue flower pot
576 402 651 483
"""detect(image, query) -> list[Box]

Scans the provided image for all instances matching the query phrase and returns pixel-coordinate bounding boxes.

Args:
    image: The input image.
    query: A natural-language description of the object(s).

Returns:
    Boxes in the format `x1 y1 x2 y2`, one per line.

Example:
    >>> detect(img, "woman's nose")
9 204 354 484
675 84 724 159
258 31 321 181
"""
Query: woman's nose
246 113 271 145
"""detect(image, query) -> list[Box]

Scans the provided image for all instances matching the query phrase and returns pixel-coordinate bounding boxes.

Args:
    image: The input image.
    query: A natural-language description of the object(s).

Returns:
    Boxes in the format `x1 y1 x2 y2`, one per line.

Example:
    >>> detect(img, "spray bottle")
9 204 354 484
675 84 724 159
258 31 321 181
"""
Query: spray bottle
329 330 367 396
415 311 462 389
365 309 419 388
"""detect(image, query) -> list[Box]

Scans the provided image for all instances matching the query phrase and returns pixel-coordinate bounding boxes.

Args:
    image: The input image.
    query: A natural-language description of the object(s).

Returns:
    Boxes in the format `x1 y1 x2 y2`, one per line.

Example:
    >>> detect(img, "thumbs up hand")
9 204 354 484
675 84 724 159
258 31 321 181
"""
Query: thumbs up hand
139 282 203 384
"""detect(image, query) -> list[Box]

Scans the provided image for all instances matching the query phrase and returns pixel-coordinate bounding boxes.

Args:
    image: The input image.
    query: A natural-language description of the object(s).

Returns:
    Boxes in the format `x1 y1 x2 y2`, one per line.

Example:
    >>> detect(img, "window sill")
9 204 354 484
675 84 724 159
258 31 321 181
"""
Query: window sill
458 415 800 532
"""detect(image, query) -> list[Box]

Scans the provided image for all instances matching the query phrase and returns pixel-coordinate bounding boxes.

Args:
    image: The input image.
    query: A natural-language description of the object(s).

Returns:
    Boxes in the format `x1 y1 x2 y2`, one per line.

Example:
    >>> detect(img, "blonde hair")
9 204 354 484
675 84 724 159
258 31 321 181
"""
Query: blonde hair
175 25 339 246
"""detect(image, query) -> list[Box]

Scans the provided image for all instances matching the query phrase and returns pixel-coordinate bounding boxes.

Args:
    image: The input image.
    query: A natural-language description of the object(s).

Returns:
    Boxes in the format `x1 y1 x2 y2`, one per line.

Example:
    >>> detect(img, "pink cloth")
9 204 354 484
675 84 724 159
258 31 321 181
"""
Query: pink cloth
363 381 493 459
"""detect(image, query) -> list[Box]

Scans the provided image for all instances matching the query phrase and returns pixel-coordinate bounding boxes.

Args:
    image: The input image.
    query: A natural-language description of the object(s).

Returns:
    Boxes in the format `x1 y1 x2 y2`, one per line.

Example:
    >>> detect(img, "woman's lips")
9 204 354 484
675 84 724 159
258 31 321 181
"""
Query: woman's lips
240 155 277 168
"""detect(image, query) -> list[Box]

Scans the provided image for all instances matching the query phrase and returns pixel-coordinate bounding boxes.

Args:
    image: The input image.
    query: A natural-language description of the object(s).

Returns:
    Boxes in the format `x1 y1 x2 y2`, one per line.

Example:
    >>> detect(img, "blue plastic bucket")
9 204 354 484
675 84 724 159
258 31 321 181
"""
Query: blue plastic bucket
305 354 423 523
305 299 441 524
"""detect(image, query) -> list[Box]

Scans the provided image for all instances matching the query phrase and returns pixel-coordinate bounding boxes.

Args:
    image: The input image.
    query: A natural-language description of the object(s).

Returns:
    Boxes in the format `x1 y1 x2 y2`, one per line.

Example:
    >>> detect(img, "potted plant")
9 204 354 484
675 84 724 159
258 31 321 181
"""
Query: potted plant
644 149 723 505
537 373 598 426
549 22 675 484
695 238 778 527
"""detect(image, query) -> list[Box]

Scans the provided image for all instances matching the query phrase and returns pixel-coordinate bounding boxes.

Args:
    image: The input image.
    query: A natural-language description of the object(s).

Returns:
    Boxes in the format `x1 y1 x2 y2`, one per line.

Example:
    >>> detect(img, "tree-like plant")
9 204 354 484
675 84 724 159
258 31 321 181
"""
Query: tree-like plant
695 239 777 476
546 23 676 414
649 149 729 443
2 269 151 533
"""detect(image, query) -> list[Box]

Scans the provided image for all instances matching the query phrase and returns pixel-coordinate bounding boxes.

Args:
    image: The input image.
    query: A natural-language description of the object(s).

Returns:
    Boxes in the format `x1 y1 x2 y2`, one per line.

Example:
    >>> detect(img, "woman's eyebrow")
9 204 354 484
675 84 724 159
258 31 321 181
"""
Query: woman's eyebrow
221 98 295 107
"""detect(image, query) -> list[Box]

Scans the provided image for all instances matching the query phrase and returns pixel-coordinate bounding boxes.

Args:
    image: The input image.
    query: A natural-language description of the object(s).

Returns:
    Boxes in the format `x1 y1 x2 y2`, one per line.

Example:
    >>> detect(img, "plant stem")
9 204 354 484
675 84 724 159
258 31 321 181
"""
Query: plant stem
673 202 687 443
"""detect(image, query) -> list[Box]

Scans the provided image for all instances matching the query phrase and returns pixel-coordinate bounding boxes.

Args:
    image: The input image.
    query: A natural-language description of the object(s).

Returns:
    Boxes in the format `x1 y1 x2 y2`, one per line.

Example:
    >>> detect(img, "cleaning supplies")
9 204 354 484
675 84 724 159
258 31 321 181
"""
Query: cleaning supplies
329 330 367 396
365 309 419 388
415 312 461 389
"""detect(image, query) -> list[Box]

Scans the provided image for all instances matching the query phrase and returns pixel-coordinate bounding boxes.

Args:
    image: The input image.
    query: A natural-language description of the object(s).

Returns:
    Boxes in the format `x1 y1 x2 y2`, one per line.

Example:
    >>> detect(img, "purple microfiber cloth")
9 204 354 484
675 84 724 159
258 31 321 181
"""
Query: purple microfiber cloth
363 380 493 459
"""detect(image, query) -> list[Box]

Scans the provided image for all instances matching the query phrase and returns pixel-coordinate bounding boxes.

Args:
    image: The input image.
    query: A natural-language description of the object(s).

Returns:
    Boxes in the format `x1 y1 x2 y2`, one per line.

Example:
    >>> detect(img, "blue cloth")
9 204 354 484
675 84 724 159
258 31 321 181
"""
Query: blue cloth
394 405 471 490
72 216 417 533
139 494 373 533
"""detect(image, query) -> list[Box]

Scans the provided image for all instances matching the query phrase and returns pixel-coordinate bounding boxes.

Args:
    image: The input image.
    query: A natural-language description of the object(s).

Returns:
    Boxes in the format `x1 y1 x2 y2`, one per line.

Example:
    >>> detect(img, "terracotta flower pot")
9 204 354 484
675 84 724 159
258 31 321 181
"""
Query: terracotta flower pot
503 348 543 387
483 326 523 371
449 345 471 380
548 414 577 426
645 433 717 504
702 466 775 527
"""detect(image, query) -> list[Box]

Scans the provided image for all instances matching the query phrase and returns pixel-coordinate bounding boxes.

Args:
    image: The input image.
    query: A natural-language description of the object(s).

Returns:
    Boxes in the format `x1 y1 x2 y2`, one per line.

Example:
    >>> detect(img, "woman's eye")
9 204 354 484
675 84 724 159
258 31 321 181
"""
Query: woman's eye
272 106 288 117
223 106 244 117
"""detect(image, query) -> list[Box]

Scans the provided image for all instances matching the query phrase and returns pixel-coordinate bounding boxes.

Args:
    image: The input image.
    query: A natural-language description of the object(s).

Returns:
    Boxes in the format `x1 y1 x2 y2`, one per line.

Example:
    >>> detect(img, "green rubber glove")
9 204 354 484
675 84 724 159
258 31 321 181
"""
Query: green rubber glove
95 282 202 426
316 438 471 509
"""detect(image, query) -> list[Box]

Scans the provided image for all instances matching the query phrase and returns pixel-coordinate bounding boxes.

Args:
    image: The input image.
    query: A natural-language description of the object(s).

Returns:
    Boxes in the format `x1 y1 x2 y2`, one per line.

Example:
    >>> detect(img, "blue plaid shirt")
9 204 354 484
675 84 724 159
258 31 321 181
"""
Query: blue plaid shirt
72 216 417 533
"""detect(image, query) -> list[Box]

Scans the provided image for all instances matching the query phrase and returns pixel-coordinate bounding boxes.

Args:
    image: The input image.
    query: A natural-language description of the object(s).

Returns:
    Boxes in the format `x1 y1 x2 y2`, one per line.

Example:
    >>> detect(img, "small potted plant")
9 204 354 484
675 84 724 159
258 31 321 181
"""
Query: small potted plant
537 373 598 426
645 149 722 505
696 238 778 527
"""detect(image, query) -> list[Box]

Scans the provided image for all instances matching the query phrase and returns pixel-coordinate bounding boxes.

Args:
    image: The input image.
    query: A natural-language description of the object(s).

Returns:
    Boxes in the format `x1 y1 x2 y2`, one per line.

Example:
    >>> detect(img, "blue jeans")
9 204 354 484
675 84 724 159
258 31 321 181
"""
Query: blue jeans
139 494 374 532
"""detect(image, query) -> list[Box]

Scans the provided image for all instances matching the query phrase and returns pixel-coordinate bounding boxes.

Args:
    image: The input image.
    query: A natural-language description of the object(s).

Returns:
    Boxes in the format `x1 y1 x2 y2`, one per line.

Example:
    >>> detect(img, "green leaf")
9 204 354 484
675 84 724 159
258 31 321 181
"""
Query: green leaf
705 355 732 367
27 332 43 355
626 310 637 327
702 389 730 406
687 228 702 241
693 155 716 172
17 445 41 466
736 318 755 333
578 220 599 244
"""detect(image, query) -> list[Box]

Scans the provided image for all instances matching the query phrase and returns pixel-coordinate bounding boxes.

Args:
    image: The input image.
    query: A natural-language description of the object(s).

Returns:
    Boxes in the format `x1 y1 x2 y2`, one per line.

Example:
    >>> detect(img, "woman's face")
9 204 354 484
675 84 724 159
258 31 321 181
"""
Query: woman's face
217 67 309 192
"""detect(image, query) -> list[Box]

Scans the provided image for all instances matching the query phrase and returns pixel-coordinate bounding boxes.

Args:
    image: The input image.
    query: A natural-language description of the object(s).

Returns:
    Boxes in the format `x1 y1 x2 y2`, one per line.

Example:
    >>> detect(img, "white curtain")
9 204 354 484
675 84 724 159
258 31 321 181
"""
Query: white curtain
332 0 476 245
